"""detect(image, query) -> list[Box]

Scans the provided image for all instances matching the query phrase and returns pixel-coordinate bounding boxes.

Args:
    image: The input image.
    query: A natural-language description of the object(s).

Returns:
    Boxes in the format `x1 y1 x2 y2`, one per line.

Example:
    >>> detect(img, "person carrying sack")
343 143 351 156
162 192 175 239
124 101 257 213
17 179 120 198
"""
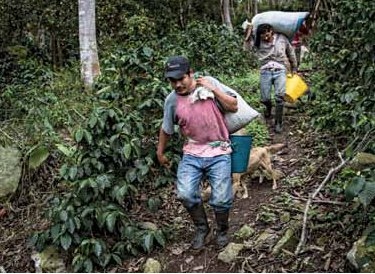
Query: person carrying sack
253 23 298 133
157 56 238 250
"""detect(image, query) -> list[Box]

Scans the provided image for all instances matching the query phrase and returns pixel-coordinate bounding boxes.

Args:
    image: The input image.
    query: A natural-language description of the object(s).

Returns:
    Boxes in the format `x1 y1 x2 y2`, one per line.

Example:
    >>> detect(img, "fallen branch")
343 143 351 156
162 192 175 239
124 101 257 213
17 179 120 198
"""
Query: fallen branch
295 156 348 255
295 129 374 255
289 194 346 205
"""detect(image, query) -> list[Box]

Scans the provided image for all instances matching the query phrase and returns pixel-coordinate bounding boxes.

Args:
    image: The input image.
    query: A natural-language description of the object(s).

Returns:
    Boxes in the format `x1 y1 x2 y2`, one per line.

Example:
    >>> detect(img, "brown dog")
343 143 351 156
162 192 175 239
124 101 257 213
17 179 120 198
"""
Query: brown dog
201 143 285 201
232 143 285 198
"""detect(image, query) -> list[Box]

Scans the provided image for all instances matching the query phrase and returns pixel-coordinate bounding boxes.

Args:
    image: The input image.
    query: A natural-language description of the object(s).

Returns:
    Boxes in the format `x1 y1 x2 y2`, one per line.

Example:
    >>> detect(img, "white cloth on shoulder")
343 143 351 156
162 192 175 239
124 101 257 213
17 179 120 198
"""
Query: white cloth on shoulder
190 86 215 103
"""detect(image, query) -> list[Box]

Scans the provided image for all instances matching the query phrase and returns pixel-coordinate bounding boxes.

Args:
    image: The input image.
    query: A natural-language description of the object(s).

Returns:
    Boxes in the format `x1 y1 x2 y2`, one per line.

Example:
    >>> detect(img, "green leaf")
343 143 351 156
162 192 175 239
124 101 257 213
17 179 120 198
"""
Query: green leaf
139 164 149 176
84 129 93 145
69 166 78 180
144 233 153 252
88 115 98 128
112 254 122 265
123 144 131 159
56 144 75 157
83 258 93 273
345 177 365 201
60 210 68 222
72 255 84 272
74 217 81 230
29 233 39 246
358 182 375 208
68 218 75 234
94 240 103 257
81 207 94 218
366 228 375 246
109 109 116 118
143 46 153 57
29 146 49 169
51 224 61 241
126 168 137 182
103 254 111 267
154 230 166 247
60 233 72 250
106 212 117 233
75 128 84 142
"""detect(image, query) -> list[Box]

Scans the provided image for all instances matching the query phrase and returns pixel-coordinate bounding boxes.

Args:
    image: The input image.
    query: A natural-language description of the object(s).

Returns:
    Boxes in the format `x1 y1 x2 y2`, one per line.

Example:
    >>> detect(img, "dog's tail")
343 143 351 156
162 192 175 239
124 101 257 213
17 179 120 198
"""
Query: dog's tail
265 143 286 154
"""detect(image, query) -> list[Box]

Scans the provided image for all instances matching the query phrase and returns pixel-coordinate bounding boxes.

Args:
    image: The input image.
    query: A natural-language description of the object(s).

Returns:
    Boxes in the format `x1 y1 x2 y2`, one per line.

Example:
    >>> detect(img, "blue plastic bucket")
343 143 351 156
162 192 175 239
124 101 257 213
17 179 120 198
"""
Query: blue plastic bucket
230 135 252 173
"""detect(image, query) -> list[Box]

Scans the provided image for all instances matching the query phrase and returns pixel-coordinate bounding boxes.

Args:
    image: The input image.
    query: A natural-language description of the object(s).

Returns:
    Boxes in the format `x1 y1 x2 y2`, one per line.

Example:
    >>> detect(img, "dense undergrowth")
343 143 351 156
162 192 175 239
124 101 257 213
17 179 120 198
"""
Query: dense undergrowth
0 0 374 271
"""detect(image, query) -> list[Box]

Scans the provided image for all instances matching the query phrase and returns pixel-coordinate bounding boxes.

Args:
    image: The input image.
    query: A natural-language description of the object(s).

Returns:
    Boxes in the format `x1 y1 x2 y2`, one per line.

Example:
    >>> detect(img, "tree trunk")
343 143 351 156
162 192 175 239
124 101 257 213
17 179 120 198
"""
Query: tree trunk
268 0 274 9
50 32 57 69
179 0 185 29
253 0 258 15
79 0 100 90
221 0 233 31
274 0 279 10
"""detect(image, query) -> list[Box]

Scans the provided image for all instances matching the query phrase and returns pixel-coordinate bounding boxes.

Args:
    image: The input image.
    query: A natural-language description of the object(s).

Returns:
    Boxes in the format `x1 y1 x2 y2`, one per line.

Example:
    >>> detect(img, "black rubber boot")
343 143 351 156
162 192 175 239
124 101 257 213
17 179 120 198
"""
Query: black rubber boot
262 101 272 119
186 203 209 250
274 105 284 133
215 210 229 249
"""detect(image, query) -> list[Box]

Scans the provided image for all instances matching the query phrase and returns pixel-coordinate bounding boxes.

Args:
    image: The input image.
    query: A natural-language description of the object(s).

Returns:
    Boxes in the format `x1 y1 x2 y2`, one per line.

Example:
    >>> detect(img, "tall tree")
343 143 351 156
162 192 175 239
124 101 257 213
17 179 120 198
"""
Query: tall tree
221 0 233 31
253 0 258 14
79 0 100 90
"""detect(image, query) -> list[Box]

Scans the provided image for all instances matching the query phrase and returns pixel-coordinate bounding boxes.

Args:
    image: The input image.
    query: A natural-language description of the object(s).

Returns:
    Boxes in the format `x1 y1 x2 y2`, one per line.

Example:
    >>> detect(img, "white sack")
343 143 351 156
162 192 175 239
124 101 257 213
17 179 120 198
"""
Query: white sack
252 11 309 40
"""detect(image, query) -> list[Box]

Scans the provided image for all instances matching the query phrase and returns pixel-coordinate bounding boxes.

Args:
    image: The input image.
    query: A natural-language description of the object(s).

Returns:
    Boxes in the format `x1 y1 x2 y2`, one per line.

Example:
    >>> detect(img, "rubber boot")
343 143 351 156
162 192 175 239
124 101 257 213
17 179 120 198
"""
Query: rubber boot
215 210 229 249
186 203 209 250
262 101 272 119
274 105 284 133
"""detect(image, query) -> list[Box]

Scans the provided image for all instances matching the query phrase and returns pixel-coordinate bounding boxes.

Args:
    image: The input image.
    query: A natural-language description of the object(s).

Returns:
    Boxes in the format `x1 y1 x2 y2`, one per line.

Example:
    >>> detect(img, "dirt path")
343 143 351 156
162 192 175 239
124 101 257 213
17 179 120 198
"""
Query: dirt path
157 182 274 273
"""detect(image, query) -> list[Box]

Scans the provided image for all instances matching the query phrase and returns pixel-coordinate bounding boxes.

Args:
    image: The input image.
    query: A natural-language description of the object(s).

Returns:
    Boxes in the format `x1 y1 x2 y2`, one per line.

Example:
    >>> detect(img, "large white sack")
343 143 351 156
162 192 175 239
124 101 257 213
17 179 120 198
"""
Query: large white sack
191 86 260 133
224 89 260 134
251 11 309 40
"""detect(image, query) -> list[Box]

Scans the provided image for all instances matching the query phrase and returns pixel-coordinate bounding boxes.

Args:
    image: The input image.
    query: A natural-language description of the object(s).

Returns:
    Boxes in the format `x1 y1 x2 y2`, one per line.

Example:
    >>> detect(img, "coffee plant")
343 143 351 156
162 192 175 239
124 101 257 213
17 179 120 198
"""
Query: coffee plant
308 0 374 141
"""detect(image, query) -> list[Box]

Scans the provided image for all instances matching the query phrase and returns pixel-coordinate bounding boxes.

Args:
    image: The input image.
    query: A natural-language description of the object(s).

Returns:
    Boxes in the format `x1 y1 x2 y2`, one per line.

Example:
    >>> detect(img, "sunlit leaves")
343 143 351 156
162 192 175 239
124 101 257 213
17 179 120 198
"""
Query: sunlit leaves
28 145 49 169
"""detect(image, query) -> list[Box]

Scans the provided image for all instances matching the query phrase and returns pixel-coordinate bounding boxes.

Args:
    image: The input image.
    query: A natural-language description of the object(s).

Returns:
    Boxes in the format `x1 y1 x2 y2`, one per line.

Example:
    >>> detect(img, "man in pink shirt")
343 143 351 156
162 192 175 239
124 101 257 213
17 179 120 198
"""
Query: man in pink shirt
157 56 238 250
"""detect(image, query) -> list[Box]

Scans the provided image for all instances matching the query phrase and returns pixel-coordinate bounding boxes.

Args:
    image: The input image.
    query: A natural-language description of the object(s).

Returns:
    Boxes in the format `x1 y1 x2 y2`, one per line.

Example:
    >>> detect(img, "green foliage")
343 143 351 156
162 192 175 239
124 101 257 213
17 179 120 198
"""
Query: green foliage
308 0 375 138
0 58 88 152
244 119 268 147
32 105 169 271
222 70 260 102
28 43 184 271
345 169 375 208
158 21 257 75
217 70 268 147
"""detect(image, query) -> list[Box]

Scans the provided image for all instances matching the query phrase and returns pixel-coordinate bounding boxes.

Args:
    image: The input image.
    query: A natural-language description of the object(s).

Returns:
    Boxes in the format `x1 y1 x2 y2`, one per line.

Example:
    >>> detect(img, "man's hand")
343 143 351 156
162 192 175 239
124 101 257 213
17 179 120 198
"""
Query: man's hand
196 76 215 91
157 153 172 169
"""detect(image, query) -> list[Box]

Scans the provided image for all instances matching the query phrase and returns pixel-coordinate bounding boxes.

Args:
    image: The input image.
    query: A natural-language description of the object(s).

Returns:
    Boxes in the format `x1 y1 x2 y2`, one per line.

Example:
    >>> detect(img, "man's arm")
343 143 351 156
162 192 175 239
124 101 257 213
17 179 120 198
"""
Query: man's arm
285 38 298 73
157 128 172 168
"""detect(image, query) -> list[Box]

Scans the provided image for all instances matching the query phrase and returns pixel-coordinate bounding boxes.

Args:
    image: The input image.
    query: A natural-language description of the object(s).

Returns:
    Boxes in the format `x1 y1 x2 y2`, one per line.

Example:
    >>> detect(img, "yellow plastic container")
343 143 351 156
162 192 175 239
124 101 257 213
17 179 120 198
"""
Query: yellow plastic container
284 74 308 103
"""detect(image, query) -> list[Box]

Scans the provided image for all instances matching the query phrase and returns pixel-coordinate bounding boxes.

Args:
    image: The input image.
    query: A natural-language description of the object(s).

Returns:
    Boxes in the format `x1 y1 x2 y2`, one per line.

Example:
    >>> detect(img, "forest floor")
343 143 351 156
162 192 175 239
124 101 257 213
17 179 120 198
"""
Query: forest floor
0 99 356 273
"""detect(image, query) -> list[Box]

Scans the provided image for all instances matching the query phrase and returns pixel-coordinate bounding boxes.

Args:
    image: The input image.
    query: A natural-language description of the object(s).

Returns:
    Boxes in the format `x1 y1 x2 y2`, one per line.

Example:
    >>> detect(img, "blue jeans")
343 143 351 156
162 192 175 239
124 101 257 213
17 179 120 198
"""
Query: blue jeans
176 154 233 212
260 69 286 106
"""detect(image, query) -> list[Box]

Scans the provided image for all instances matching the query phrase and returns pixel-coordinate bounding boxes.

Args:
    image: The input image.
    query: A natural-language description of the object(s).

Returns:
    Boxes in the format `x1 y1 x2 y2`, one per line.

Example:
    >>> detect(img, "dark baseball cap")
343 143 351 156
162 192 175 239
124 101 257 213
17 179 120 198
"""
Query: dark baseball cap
164 56 190 79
